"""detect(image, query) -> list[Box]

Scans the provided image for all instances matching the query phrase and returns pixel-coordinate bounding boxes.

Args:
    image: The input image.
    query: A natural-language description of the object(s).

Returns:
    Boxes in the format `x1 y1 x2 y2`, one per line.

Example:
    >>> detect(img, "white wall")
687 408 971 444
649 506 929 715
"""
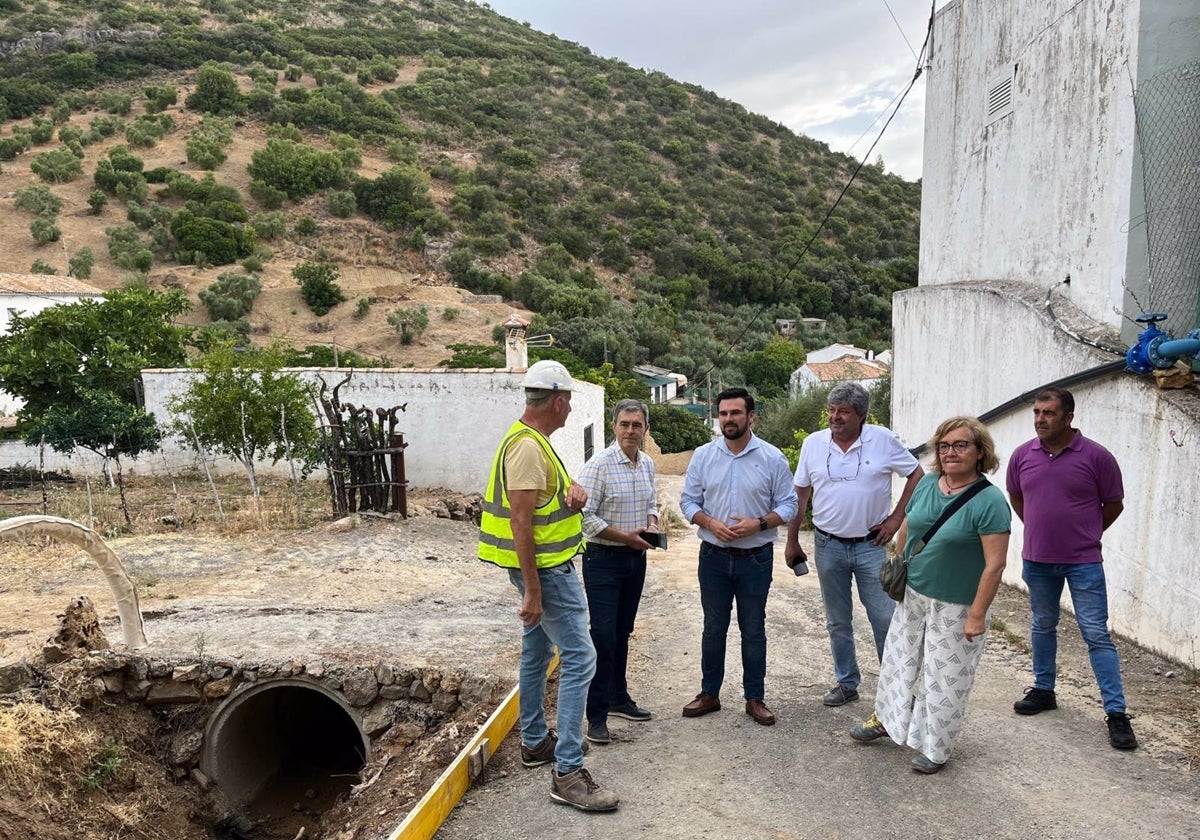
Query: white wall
0 369 607 496
894 283 1200 663
903 0 1200 662
920 0 1140 327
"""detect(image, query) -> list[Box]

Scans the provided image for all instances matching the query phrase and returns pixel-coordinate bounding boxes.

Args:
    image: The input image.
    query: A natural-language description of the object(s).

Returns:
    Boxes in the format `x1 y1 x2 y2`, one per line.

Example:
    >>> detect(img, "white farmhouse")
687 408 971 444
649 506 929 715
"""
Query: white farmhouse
895 0 1200 660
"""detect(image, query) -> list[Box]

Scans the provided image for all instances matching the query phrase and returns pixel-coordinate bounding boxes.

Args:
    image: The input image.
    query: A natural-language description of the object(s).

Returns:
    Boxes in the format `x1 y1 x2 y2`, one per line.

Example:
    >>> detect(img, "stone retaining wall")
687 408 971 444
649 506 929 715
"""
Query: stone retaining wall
7 651 510 781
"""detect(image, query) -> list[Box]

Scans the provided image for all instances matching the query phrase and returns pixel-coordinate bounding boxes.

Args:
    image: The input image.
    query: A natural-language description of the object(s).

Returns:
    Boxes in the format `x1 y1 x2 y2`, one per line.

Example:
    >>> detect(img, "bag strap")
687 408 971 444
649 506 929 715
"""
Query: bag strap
909 477 991 556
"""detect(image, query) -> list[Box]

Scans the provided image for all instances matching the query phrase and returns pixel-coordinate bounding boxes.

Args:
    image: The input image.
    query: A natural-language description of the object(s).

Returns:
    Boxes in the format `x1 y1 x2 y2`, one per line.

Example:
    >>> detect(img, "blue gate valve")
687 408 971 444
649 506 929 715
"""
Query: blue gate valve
1126 313 1200 374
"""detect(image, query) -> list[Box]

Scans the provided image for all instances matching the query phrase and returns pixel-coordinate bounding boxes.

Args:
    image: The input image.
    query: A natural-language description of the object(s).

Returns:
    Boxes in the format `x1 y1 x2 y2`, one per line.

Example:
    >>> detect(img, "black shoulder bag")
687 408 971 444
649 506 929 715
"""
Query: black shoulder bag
879 478 991 601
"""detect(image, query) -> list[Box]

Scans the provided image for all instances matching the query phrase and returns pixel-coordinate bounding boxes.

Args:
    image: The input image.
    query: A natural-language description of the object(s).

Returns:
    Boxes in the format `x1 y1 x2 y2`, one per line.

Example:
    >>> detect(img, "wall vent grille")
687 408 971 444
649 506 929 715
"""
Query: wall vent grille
986 70 1015 124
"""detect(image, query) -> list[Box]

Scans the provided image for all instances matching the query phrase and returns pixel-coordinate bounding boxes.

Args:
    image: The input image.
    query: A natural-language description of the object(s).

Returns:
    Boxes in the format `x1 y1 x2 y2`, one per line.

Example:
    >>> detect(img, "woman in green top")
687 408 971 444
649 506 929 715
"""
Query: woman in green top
848 416 1011 774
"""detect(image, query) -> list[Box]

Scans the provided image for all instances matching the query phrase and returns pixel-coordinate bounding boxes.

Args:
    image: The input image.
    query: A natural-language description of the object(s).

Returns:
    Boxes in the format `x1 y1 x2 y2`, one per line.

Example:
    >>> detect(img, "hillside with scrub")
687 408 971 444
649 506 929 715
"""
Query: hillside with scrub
0 0 919 408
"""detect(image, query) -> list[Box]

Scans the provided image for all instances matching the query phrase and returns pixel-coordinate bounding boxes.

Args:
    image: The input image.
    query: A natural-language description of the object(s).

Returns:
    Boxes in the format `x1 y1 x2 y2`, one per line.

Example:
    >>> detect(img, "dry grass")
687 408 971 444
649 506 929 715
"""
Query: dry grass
1 470 337 538
0 703 99 795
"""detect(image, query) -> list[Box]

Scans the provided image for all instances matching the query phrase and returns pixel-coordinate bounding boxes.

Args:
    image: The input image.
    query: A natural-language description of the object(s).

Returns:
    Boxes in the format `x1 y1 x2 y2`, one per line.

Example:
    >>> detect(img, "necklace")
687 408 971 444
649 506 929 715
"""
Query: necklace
942 474 978 493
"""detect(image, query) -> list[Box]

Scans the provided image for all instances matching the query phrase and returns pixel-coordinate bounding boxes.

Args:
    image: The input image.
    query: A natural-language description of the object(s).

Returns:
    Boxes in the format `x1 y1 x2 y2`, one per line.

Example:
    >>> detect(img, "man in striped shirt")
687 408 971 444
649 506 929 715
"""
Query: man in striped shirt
578 399 660 746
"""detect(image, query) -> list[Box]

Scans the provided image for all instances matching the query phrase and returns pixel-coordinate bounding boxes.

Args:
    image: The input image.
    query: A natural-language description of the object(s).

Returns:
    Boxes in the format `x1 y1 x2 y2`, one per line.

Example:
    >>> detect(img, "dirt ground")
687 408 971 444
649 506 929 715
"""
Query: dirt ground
0 476 1197 840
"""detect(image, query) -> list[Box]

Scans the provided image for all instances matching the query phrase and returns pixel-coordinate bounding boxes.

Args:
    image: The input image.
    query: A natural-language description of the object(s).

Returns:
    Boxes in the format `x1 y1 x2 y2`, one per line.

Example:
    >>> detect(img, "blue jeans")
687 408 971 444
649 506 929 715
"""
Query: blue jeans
698 541 773 701
507 561 597 774
813 532 895 691
1022 560 1127 713
582 543 647 724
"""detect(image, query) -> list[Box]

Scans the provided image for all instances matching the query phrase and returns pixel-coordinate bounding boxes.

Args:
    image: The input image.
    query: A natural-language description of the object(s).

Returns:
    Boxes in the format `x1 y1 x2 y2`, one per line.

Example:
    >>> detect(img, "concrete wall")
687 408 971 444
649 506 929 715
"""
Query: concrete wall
920 0 1141 327
894 282 1200 663
0 369 606 496
902 0 1200 662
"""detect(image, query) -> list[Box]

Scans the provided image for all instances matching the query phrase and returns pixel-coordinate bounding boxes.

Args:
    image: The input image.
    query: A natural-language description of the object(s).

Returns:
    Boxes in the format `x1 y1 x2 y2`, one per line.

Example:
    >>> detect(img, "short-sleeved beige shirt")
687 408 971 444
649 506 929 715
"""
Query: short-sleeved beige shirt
504 435 556 507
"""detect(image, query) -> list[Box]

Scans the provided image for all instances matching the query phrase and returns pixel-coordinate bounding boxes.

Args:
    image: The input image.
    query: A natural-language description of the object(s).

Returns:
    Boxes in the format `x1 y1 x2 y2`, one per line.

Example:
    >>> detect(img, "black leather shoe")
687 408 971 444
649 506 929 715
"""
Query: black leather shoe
610 701 652 722
682 692 721 718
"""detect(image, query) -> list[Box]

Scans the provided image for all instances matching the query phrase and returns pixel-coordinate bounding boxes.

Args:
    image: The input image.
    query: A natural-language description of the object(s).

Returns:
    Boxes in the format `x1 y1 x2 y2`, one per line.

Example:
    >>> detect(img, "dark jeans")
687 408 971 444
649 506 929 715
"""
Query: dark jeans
582 543 647 724
698 541 773 701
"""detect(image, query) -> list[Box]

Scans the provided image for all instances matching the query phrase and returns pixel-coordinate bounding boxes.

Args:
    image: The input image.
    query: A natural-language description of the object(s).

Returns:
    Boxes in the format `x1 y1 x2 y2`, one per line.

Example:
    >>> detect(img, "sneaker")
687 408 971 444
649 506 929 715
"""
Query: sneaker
609 701 652 722
1106 712 1138 750
822 684 859 707
586 720 611 745
550 766 619 812
849 712 889 743
520 729 589 768
1013 687 1057 716
911 753 945 774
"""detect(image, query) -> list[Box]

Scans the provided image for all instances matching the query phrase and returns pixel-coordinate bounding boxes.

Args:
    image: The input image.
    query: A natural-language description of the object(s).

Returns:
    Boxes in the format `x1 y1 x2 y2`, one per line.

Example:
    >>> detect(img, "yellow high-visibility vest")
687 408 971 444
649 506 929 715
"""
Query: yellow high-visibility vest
478 421 583 569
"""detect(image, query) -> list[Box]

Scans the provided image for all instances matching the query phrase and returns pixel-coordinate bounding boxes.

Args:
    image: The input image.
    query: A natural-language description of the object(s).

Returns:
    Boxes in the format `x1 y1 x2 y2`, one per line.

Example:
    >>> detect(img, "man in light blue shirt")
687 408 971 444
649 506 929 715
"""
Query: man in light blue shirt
680 387 798 726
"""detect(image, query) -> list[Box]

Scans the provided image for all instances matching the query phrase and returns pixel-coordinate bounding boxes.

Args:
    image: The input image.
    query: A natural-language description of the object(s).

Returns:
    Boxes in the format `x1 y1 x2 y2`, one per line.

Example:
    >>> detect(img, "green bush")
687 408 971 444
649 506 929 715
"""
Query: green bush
170 213 251 266
251 211 287 240
387 305 429 345
326 189 357 218
143 84 178 114
0 135 32 161
187 136 227 170
87 189 108 214
125 114 173 148
248 179 286 209
106 225 154 272
185 63 243 115
30 216 61 244
647 404 712 453
96 118 129 144
30 118 56 144
247 139 345 201
354 297 371 318
199 271 262 321
293 261 346 316
351 164 434 229
30 259 57 275
31 147 83 183
295 216 317 236
68 247 95 279
14 184 63 217
101 91 133 115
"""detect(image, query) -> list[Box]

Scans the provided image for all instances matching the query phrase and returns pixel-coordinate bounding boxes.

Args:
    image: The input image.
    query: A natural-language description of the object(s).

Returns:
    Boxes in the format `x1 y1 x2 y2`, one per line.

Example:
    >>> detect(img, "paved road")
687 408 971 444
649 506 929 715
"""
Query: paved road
437 523 1200 840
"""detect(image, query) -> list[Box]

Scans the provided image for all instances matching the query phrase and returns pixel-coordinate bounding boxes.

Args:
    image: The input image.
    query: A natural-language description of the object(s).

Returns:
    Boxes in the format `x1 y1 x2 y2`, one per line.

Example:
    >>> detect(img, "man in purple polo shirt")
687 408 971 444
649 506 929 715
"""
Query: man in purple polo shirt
1006 387 1136 750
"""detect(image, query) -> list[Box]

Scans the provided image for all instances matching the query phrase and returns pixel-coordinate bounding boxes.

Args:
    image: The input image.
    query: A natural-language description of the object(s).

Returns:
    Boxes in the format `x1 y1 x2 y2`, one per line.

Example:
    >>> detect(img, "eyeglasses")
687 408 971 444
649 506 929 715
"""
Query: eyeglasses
826 447 861 481
935 440 975 454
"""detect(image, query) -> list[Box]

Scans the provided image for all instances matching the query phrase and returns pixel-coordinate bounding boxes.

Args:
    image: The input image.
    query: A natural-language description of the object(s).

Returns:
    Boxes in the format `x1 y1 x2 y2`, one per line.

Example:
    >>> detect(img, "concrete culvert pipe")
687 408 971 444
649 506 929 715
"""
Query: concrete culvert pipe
202 678 369 814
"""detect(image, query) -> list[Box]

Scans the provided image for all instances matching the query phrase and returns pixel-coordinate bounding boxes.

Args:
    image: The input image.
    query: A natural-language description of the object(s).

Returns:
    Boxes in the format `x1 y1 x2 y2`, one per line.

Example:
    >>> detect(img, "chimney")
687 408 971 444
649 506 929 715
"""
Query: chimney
502 313 531 370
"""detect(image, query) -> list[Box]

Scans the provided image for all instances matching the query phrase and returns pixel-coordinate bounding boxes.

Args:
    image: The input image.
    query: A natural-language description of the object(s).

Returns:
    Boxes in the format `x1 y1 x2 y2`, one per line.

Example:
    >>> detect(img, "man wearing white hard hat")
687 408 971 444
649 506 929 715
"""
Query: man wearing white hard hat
478 359 619 812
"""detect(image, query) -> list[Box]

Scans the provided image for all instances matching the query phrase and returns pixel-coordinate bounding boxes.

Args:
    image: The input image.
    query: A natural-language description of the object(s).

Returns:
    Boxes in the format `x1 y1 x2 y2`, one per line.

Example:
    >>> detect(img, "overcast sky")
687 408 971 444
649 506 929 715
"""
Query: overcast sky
482 0 935 181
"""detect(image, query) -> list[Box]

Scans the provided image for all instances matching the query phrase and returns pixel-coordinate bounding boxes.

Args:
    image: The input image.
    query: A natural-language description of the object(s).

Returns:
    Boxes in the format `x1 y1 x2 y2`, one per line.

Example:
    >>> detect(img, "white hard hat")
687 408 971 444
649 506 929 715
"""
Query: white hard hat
523 359 574 392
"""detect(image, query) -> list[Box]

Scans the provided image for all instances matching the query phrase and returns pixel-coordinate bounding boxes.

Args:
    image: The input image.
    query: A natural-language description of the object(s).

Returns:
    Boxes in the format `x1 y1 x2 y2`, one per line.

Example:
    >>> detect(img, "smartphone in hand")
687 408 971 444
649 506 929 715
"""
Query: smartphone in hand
638 530 667 550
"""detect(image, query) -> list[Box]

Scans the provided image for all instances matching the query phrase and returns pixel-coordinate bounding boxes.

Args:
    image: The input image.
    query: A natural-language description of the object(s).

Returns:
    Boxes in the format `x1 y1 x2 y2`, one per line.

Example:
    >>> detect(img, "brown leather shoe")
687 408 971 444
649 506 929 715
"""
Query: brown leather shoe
682 692 721 718
745 699 776 726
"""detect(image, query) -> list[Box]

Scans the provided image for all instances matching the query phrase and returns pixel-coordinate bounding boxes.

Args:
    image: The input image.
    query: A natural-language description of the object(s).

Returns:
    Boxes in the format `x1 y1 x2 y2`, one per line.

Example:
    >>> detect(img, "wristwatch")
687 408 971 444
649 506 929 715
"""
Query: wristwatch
758 516 769 532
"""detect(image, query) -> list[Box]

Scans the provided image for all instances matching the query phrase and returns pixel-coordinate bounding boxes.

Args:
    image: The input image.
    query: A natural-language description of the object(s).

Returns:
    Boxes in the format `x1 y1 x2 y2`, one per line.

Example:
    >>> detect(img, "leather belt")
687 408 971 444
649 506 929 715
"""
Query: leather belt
702 542 767 556
815 527 880 544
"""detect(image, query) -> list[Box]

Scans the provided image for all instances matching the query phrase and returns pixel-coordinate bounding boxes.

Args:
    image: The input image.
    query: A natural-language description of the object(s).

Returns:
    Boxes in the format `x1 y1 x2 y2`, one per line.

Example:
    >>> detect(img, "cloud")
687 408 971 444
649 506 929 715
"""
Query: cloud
483 0 934 178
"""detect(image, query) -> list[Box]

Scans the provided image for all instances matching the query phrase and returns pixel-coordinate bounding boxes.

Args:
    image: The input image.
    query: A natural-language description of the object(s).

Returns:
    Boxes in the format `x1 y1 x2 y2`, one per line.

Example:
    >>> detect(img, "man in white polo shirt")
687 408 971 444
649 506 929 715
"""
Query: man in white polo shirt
784 382 923 706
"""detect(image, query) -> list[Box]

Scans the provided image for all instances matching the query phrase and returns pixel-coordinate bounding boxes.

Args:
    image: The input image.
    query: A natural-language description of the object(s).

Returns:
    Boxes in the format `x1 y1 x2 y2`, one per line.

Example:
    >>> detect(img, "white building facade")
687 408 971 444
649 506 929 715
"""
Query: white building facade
0 368 606 496
894 0 1200 661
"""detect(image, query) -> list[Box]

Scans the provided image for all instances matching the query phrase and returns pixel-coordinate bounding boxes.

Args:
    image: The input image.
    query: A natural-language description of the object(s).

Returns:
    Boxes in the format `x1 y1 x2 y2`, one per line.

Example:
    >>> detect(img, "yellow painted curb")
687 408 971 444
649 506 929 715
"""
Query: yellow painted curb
386 654 560 840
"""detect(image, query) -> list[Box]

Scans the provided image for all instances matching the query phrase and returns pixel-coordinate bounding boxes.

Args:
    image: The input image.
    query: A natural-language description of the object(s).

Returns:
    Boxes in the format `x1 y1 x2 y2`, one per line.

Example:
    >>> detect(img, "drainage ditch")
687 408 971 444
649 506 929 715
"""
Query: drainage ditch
1 651 509 840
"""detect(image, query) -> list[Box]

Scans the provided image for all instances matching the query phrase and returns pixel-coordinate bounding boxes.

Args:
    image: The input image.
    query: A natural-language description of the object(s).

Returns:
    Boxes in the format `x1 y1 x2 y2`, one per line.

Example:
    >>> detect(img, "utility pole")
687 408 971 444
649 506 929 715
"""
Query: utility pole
705 370 712 425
